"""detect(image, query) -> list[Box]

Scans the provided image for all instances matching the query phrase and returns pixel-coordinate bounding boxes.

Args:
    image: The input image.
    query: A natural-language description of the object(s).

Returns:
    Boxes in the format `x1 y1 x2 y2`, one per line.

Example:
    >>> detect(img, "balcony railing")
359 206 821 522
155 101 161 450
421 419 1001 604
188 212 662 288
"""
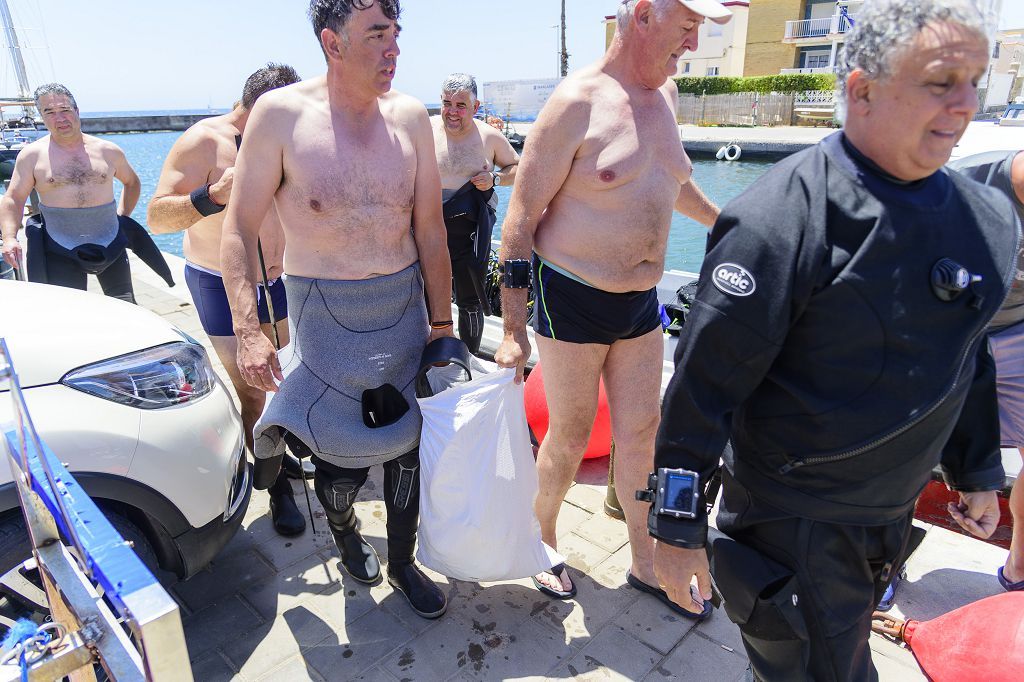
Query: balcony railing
781 66 839 75
784 13 856 40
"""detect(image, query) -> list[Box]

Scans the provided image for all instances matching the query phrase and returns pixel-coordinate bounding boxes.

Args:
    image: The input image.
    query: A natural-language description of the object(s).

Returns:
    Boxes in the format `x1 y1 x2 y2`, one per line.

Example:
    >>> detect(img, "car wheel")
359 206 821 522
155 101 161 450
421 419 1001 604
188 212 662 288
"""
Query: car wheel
0 509 158 634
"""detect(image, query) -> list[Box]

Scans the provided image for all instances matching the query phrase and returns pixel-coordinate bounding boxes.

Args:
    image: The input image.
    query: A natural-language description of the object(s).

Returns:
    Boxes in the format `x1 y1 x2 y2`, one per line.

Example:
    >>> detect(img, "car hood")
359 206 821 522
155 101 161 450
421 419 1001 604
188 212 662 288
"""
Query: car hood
0 281 182 389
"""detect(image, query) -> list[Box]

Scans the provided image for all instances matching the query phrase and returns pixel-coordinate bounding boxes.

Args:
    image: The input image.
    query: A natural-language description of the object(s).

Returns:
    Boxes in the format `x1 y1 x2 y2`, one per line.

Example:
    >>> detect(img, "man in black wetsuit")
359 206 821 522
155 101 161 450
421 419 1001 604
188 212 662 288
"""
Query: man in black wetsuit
949 150 1024 594
646 2 1018 680
430 73 518 354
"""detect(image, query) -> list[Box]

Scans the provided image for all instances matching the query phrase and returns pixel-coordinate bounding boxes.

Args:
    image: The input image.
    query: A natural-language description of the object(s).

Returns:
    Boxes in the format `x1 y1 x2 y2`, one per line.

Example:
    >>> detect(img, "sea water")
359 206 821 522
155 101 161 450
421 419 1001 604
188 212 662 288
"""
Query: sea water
100 131 773 274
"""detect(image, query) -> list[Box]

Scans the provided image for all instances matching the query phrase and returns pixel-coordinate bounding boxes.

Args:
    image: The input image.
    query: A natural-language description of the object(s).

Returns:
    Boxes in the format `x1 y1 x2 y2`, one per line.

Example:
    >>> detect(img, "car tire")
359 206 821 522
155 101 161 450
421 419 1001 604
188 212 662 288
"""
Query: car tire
0 508 158 633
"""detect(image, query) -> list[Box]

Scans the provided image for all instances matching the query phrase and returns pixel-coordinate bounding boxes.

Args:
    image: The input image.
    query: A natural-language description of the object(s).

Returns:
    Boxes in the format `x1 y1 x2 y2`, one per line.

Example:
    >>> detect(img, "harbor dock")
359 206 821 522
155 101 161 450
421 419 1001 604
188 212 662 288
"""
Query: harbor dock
73 251 1010 682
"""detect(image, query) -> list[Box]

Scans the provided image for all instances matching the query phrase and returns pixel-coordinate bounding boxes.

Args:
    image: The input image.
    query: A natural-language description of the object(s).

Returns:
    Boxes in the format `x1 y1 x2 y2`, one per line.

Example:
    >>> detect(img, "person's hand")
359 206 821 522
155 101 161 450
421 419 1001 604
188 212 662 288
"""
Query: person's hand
471 170 495 191
208 166 235 206
237 331 282 393
653 541 713 617
428 323 455 344
494 331 530 384
1 239 22 271
947 490 1001 539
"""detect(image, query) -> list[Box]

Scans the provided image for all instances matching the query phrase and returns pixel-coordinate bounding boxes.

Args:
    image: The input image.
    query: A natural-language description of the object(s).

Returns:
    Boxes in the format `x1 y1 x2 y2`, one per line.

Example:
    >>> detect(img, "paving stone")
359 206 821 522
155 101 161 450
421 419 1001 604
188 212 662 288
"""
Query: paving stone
590 543 635 589
552 627 661 681
648 630 749 682
564 483 609 515
173 548 275 612
183 595 264 659
612 592 700 655
689 603 745 653
304 607 417 680
448 612 577 681
530 571 639 648
254 655 323 682
252 512 336 572
553 532 613 573
445 578 540 634
572 511 631 553
869 636 926 681
241 552 345 623
555 503 593 542
222 604 340 678
188 651 237 682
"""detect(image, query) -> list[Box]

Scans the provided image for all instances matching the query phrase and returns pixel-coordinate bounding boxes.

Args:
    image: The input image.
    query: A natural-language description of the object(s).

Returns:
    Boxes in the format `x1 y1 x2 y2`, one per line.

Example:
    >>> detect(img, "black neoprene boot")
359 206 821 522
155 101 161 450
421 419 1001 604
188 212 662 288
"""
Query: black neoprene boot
329 509 381 584
387 561 447 619
269 472 306 537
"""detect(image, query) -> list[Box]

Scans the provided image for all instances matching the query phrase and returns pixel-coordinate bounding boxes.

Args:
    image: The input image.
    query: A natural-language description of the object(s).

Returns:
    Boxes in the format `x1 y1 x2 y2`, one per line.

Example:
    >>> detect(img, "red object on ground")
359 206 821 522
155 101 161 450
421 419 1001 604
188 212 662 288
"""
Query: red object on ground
915 480 1013 550
524 362 612 459
903 593 1024 682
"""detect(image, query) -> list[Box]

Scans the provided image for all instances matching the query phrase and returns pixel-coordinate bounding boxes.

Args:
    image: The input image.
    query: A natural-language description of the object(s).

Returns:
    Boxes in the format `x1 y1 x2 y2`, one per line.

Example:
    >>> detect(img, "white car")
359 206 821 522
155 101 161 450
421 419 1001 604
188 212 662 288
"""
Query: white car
0 280 250 599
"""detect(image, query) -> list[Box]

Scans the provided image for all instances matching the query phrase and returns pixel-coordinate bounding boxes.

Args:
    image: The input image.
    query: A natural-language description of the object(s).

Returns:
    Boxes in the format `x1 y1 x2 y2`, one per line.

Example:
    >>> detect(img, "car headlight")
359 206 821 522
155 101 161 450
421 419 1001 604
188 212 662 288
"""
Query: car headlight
61 342 216 409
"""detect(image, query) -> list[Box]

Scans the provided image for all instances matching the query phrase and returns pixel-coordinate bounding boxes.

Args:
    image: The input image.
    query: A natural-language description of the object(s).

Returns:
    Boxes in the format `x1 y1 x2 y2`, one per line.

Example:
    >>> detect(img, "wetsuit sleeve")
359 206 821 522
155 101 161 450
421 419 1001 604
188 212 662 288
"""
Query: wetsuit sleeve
939 340 1007 492
650 163 820 549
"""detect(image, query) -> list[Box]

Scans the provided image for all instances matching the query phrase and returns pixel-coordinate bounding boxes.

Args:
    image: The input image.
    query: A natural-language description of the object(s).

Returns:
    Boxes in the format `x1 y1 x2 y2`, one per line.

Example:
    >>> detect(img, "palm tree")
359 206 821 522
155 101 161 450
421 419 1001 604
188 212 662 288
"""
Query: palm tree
560 0 569 77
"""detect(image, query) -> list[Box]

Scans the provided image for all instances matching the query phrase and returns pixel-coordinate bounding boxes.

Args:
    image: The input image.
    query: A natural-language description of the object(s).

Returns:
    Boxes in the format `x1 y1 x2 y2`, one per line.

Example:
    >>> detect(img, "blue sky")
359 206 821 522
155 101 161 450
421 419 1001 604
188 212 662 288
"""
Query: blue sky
3 0 1023 112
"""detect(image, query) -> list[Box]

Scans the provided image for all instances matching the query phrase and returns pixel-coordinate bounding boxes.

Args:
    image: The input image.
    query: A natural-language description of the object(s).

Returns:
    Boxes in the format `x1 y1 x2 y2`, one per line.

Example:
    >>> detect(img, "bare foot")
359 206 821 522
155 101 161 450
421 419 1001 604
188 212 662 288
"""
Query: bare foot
534 565 573 594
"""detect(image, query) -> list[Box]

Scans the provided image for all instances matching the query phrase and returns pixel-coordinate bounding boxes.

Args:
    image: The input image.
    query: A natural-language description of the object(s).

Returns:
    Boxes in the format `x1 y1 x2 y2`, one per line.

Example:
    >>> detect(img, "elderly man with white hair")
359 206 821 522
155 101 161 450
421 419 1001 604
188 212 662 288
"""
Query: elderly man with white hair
647 0 1019 679
495 0 726 612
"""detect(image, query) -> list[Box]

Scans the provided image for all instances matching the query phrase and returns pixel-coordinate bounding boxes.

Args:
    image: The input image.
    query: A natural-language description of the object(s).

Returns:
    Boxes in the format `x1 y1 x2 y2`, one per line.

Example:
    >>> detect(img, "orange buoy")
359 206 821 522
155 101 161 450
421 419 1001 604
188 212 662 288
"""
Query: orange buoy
872 592 1024 681
524 362 612 459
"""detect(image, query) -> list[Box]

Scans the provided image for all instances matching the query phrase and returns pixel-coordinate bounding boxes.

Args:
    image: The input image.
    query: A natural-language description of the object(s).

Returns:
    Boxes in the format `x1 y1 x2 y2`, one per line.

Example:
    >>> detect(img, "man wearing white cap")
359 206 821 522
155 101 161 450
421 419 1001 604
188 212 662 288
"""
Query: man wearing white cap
495 0 729 614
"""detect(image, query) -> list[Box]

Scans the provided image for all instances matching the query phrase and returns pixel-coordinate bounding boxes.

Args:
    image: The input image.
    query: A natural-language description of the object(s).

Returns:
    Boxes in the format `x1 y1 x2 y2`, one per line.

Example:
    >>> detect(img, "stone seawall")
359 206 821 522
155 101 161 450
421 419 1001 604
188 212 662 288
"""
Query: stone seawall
81 114 213 134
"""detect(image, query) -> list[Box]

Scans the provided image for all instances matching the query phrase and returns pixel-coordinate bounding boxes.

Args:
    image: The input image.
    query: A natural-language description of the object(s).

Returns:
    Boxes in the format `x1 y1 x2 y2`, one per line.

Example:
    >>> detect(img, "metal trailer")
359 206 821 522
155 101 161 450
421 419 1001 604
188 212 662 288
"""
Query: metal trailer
0 338 192 681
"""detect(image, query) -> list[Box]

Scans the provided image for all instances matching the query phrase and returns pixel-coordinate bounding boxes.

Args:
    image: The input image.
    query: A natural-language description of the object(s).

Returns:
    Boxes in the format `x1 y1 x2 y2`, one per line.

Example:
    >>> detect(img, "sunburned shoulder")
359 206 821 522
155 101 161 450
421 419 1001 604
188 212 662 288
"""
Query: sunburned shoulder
84 134 126 157
381 90 428 120
251 80 314 117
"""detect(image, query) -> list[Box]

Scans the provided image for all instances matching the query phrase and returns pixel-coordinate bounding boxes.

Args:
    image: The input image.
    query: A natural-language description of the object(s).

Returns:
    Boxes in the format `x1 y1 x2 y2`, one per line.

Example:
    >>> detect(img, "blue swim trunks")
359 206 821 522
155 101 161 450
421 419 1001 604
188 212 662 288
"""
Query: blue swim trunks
184 263 288 337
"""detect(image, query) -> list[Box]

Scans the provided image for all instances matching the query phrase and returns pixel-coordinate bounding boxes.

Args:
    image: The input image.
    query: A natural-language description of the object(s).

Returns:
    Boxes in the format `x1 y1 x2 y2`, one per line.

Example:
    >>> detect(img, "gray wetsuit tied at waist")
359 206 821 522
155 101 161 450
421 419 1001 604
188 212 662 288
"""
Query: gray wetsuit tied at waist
37 201 120 250
254 264 429 470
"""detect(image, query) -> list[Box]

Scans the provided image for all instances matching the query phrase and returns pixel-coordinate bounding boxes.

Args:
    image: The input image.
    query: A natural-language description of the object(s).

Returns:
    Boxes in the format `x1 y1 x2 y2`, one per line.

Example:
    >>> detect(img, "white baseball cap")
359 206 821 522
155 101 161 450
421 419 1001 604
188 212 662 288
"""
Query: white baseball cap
679 0 733 25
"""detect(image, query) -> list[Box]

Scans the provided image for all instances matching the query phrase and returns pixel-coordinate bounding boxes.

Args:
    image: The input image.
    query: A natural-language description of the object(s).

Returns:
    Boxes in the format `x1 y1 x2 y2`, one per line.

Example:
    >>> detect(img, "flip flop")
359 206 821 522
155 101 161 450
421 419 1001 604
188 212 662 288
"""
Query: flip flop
626 573 712 622
997 566 1024 592
532 563 577 600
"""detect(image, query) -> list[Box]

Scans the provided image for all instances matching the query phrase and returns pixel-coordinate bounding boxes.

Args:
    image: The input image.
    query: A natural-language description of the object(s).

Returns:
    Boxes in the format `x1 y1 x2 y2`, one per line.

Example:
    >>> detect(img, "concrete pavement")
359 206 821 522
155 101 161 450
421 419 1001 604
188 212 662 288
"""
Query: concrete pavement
93 256 1012 681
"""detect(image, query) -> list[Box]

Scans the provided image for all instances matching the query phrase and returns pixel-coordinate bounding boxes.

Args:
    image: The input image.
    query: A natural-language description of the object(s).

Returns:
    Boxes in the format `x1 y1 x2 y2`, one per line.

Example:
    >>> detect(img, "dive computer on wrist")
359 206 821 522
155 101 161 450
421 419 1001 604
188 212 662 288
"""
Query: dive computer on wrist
636 468 700 520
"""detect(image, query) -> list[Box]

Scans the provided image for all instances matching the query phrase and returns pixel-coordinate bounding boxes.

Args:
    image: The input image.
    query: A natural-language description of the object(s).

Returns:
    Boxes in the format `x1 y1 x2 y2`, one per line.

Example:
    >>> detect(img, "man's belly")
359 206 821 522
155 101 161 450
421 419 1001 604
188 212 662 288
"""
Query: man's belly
185 219 285 279
534 215 669 292
283 231 419 280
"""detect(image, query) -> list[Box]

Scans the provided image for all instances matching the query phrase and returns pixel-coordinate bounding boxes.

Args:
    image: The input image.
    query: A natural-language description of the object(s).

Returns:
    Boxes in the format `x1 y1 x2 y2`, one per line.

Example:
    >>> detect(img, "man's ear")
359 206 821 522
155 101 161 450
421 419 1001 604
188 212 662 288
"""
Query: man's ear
634 0 654 30
845 69 873 116
321 28 344 62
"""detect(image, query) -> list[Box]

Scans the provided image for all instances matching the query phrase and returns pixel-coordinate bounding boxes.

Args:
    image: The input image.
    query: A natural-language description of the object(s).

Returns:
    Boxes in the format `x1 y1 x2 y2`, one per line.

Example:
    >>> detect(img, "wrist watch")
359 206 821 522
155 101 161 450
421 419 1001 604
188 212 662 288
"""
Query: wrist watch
636 468 700 520
492 171 500 187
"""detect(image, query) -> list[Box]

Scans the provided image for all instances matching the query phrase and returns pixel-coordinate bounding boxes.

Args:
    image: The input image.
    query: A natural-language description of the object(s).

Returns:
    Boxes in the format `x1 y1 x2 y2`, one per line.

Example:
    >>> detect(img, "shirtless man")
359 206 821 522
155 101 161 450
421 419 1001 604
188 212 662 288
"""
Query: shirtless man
221 0 453 619
148 64 306 538
431 73 519 354
495 0 727 612
1 83 142 302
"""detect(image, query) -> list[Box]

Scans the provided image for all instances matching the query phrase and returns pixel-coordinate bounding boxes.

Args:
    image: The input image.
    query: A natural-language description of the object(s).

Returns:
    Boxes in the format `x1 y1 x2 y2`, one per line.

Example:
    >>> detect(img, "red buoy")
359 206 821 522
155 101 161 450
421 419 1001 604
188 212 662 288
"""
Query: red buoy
524 362 612 459
874 592 1024 681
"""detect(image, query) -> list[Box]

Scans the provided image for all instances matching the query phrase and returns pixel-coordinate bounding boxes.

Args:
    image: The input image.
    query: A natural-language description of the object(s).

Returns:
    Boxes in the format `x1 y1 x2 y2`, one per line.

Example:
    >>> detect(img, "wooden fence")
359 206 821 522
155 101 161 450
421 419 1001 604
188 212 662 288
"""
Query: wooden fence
678 91 836 127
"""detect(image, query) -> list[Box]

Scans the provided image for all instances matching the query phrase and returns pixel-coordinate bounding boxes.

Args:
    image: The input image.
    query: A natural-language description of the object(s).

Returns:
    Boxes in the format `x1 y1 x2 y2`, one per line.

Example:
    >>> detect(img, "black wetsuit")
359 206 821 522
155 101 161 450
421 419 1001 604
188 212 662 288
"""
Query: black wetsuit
652 133 1019 681
442 182 495 354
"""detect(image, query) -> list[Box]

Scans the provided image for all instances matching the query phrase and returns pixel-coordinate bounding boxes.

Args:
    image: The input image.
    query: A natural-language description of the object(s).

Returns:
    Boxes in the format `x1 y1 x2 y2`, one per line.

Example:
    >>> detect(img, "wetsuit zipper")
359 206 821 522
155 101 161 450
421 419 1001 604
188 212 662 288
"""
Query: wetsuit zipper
778 225 1022 476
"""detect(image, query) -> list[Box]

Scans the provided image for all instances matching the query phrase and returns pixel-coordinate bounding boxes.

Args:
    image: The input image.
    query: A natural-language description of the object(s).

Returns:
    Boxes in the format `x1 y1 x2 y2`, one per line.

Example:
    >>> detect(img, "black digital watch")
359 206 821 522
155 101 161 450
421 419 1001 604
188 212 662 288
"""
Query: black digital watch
499 259 531 289
636 468 700 520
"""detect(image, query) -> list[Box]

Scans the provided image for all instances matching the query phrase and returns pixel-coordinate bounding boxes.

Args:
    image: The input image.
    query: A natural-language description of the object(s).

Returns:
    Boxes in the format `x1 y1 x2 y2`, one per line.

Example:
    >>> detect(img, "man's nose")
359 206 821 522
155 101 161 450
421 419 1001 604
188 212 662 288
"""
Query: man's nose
386 36 400 58
948 79 979 118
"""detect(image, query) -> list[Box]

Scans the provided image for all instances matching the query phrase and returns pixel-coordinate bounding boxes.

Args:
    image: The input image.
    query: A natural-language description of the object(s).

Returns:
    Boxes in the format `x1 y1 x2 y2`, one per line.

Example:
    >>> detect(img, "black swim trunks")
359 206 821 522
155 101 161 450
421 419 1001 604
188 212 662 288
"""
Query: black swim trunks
531 254 661 345
184 263 288 337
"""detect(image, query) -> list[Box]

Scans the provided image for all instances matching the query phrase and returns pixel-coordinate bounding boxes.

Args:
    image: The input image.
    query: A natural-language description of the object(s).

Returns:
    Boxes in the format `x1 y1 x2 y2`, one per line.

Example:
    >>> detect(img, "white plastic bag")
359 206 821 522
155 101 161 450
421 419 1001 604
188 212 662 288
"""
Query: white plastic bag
416 365 562 581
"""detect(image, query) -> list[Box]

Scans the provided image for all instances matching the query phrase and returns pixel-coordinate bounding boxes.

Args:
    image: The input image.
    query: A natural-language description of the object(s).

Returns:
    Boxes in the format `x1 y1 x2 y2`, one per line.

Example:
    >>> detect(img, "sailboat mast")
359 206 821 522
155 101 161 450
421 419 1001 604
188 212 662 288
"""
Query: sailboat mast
0 0 32 99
